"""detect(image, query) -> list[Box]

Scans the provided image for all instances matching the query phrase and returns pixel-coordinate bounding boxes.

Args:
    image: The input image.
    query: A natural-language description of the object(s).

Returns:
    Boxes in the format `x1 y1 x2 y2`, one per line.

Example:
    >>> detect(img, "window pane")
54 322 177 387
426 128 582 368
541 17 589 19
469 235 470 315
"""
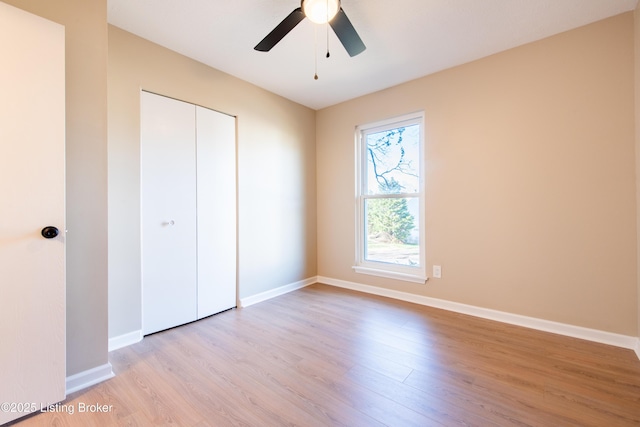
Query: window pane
365 197 420 266
366 124 420 195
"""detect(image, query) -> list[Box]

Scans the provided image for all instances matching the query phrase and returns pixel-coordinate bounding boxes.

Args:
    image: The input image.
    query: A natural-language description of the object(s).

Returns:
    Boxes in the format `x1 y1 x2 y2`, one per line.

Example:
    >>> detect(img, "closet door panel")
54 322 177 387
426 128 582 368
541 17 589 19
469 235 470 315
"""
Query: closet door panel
196 106 237 318
141 91 197 334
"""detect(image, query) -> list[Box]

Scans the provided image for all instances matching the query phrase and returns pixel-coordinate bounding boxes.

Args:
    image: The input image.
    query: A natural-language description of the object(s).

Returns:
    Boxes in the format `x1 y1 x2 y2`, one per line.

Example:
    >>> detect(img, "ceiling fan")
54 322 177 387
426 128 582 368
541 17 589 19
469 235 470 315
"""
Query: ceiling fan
254 0 366 57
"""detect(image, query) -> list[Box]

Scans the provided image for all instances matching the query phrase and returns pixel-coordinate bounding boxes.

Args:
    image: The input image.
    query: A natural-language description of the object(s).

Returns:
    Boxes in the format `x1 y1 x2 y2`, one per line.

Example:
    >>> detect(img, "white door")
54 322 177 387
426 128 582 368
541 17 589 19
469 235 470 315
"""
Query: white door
0 2 66 424
196 106 237 318
141 91 198 335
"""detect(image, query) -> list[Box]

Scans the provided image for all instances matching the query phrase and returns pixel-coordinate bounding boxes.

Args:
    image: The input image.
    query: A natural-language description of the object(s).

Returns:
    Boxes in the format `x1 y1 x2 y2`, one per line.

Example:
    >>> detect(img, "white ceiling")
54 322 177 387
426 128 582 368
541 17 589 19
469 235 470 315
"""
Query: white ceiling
107 0 638 110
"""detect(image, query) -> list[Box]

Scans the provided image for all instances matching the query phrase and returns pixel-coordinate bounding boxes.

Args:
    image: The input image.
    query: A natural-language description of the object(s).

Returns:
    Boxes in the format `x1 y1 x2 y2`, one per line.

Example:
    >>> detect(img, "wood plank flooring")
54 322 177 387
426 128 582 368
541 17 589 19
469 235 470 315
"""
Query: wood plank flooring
8 283 640 426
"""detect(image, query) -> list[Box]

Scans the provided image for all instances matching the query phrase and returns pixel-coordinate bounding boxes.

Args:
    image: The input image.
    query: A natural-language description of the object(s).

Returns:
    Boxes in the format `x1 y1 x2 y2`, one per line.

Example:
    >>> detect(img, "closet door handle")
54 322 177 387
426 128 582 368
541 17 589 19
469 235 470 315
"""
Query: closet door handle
162 220 175 226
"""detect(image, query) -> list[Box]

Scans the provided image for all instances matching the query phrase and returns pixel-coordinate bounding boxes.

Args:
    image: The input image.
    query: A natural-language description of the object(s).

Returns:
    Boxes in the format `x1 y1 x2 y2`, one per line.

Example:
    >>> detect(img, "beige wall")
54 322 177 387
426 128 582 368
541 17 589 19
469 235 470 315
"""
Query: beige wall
108 26 317 338
317 13 637 336
3 0 109 375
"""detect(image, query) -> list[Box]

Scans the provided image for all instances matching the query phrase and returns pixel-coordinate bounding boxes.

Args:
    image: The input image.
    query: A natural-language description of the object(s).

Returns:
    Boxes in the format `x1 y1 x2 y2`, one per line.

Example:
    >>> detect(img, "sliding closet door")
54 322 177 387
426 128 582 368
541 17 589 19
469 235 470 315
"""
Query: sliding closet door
141 91 197 335
196 106 237 318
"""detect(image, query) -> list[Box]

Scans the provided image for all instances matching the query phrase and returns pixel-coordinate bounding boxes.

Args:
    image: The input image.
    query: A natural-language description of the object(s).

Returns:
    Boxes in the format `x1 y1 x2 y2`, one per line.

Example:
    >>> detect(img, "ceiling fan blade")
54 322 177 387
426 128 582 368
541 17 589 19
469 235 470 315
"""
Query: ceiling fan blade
254 7 305 52
329 8 366 57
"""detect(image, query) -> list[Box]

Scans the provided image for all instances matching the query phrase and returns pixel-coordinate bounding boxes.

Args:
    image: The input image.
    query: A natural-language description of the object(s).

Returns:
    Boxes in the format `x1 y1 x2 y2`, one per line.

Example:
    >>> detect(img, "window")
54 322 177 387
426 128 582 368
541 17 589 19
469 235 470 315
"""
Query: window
354 112 426 283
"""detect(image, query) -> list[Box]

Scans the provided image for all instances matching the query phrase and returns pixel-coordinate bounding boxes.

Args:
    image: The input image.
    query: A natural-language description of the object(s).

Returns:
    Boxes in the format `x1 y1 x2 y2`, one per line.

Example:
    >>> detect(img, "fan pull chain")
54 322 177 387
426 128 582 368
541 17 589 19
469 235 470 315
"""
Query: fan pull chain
326 0 331 58
314 24 318 80
326 22 330 58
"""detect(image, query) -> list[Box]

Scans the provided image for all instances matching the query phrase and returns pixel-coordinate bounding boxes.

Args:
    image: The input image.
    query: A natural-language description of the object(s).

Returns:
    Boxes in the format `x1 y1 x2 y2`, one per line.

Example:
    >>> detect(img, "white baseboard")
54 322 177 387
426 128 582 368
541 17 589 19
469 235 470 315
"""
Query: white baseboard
66 363 115 395
240 277 317 308
109 329 143 352
317 276 639 354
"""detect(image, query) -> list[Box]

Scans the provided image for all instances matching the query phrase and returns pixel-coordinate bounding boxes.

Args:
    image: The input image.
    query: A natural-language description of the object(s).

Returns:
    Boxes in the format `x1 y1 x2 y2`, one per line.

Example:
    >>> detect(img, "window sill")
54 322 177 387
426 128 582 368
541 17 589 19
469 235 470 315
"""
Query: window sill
352 266 427 284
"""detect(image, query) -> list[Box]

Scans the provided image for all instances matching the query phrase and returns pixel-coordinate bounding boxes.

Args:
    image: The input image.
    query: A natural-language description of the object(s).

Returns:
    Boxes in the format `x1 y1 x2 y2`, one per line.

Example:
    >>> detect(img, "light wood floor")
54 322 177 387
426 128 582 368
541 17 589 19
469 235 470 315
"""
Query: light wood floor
10 283 640 426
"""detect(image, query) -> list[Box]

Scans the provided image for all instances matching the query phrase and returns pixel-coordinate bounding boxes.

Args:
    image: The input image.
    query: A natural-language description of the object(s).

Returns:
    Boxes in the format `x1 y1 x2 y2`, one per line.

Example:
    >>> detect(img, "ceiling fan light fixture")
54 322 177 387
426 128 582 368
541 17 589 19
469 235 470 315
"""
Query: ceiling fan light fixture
302 0 340 24
254 0 365 57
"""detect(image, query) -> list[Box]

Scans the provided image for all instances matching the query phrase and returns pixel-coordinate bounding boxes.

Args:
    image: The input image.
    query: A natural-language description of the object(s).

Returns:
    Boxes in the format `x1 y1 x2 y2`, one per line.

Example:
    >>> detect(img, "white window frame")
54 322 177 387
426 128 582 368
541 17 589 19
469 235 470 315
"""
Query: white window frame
353 112 426 284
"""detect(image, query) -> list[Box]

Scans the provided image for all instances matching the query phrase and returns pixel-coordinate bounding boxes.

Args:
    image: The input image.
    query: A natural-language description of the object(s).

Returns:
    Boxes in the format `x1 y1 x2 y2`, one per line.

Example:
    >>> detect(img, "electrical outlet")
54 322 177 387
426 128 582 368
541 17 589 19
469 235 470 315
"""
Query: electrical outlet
433 265 442 279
